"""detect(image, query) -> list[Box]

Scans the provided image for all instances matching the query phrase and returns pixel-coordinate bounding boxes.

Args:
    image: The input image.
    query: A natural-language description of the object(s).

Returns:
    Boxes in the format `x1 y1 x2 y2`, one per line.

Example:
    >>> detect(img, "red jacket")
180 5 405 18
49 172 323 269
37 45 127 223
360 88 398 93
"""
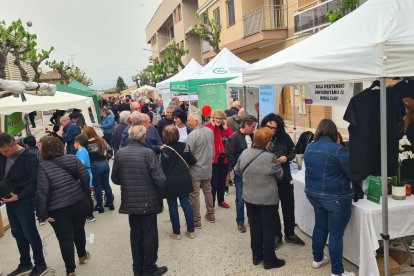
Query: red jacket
206 123 233 164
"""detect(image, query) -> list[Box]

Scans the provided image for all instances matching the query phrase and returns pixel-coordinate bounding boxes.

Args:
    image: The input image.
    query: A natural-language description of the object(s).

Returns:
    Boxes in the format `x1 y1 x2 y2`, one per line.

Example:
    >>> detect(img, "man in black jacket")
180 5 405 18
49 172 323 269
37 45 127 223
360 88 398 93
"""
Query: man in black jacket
111 125 167 276
0 133 48 276
225 115 257 233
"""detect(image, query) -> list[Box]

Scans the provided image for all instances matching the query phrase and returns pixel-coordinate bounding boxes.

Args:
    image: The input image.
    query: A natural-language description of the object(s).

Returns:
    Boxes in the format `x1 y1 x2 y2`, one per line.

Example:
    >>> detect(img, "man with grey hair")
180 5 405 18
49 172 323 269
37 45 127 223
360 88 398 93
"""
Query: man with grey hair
111 125 167 276
187 112 215 228
225 100 241 117
120 111 141 148
113 110 131 154
138 113 163 155
58 115 81 154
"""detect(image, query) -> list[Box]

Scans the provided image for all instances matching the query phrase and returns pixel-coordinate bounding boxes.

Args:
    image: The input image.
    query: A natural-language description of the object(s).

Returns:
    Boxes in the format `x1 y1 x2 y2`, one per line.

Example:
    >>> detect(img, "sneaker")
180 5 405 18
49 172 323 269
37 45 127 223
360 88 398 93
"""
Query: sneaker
285 234 305 246
218 202 230 209
28 265 48 276
85 216 96 223
225 186 230 195
93 206 104 213
263 258 286 269
169 233 182 240
238 224 247 233
274 236 283 250
205 213 216 223
185 231 196 239
7 265 33 276
67 273 76 276
331 271 355 276
312 256 329 268
194 219 202 229
252 256 262 265
141 266 168 276
79 251 90 265
104 203 115 210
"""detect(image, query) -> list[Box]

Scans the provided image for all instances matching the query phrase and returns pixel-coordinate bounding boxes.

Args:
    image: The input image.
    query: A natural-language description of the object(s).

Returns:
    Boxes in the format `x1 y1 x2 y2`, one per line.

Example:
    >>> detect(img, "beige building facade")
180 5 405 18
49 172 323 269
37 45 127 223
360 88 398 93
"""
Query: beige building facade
146 0 359 127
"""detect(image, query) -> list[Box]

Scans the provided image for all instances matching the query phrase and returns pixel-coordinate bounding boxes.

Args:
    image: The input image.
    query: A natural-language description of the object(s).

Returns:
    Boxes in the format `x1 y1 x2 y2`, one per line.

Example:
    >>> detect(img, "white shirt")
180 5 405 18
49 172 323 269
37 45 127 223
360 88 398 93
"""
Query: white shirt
245 135 252 148
177 125 188 143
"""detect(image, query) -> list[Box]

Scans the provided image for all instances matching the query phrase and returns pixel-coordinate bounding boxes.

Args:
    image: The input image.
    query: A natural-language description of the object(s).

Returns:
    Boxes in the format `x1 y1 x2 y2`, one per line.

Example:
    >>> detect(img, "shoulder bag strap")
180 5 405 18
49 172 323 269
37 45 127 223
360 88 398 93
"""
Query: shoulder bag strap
164 145 189 169
241 150 264 175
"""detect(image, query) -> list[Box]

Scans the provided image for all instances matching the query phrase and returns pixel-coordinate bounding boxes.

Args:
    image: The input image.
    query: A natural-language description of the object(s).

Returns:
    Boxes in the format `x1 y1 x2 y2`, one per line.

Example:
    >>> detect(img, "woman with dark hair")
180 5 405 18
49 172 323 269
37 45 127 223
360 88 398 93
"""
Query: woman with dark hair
260 113 304 248
160 125 197 240
172 109 191 143
304 119 353 276
37 136 92 276
82 126 114 213
234 127 285 270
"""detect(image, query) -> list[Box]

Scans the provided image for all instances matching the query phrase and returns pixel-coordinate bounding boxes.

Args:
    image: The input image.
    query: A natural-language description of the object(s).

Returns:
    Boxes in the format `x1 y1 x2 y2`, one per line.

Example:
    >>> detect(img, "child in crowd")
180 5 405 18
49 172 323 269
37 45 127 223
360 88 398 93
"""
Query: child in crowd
74 134 96 223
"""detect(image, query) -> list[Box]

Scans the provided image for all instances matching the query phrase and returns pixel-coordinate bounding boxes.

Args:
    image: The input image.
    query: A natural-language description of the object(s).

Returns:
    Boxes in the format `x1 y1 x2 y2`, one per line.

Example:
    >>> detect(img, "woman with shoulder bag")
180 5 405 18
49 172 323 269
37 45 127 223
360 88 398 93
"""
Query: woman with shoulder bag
36 137 92 276
205 110 233 208
82 126 114 213
160 126 197 240
234 127 285 270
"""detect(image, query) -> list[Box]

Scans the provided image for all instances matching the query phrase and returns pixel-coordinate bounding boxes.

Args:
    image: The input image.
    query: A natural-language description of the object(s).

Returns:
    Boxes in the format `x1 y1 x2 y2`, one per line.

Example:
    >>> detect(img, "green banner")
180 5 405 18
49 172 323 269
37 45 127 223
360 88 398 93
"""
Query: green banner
197 84 228 111
366 176 382 204
5 112 25 136
170 77 235 93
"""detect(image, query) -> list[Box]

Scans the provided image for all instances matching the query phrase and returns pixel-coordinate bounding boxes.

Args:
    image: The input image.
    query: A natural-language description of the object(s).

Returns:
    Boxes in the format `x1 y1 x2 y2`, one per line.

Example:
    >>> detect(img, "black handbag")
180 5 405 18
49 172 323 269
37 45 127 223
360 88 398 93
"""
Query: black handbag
0 179 13 199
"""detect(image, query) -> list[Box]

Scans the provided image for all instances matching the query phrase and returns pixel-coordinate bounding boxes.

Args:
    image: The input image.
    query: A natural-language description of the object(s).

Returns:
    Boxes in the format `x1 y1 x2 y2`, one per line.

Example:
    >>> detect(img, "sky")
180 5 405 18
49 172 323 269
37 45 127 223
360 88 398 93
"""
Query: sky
1 0 162 90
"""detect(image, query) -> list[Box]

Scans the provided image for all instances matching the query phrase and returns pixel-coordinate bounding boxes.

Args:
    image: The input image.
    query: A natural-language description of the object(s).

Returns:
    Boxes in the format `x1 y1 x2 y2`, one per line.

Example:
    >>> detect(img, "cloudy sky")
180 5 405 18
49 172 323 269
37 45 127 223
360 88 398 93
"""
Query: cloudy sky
1 0 162 89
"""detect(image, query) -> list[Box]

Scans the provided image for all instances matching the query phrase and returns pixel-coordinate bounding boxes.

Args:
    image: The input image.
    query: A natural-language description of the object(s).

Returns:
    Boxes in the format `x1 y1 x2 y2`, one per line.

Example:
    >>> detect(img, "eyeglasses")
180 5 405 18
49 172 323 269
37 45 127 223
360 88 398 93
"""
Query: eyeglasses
266 125 277 130
214 117 224 120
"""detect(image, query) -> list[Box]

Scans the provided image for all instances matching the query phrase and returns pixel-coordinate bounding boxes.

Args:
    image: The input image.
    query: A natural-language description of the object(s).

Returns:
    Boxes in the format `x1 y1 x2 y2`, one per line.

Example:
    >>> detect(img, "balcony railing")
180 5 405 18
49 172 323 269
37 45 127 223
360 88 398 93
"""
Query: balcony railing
243 5 288 38
294 0 342 33
202 40 211 53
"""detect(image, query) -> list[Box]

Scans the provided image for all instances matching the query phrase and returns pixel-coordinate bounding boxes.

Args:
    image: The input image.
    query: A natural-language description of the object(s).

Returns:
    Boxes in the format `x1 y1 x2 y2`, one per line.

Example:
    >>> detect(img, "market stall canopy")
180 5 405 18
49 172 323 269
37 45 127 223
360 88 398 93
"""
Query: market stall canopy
156 58 203 90
67 80 94 92
170 48 250 93
137 85 156 94
243 0 414 86
0 90 96 125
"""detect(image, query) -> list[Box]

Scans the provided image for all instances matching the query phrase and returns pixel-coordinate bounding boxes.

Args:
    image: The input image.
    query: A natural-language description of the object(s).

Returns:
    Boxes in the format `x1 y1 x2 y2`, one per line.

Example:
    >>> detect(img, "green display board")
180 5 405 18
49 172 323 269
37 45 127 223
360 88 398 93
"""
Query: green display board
5 112 25 136
366 176 382 204
197 84 228 111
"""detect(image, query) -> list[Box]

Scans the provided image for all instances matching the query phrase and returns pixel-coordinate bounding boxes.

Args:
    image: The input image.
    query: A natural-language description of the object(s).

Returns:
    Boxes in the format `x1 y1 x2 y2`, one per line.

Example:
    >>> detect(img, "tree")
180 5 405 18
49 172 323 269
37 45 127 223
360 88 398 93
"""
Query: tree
0 20 15 79
116 76 127 92
25 46 54 82
193 12 221 54
163 40 188 73
327 0 359 23
46 60 92 86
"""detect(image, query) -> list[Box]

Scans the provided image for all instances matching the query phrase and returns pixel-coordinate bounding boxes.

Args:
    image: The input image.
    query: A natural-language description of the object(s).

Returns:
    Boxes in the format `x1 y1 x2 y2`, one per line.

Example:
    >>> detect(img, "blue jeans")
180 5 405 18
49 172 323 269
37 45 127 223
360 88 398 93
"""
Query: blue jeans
167 195 194 234
234 175 244 226
307 195 352 275
91 160 113 207
6 199 46 268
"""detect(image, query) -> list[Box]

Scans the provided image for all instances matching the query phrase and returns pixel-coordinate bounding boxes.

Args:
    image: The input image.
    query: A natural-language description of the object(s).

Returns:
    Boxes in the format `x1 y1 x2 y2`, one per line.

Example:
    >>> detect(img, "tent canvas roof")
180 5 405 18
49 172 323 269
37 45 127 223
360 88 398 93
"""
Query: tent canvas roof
67 80 94 92
243 0 414 86
170 48 250 92
156 59 203 90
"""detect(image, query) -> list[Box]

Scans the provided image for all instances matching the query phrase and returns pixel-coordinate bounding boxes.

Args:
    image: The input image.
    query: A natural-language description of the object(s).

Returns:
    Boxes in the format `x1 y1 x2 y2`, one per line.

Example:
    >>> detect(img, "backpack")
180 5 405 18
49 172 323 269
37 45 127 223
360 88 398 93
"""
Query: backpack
294 131 314 154
151 111 162 126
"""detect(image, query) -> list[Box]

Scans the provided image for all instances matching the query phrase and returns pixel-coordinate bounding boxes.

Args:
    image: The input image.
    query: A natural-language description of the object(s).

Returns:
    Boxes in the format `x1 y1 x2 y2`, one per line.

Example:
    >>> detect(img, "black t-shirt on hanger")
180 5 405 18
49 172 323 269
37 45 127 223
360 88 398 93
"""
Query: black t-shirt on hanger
343 86 403 181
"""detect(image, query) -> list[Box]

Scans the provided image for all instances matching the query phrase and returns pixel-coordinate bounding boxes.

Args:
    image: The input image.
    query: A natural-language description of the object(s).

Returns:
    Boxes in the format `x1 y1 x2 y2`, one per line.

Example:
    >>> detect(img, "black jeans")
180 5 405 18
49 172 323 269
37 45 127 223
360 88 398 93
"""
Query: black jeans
275 181 296 238
129 214 159 275
6 198 46 268
211 163 229 205
48 198 89 274
246 202 279 265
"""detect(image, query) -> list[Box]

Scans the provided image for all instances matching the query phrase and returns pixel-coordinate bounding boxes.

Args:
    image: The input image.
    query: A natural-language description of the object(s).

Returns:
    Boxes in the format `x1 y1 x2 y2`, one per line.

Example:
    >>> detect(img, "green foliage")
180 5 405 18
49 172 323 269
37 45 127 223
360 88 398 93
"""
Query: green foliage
327 0 358 23
25 46 54 82
194 12 221 54
116 76 127 92
46 59 92 86
163 40 188 73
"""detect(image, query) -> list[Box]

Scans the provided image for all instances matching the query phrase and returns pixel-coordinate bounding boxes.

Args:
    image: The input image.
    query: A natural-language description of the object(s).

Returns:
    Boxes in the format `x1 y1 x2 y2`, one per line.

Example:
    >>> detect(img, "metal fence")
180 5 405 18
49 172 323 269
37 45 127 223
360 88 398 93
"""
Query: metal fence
243 5 288 37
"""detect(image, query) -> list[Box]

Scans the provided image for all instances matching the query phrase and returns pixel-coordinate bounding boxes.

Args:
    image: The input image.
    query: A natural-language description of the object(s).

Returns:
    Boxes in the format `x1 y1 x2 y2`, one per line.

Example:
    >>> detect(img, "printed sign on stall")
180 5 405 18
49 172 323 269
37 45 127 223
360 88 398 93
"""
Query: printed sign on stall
304 83 354 107
259 85 277 121
5 112 24 136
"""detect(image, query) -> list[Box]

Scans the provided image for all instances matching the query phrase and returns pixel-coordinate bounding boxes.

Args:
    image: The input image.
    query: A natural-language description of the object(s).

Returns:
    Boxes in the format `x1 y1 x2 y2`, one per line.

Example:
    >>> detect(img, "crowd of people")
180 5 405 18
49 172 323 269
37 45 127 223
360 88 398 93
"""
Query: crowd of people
0 94 356 276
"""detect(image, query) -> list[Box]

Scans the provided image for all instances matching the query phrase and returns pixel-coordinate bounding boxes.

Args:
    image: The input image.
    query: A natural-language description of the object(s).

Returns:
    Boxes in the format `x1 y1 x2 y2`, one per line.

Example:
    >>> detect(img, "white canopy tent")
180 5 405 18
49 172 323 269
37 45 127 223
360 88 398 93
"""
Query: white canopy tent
243 0 414 275
0 91 97 132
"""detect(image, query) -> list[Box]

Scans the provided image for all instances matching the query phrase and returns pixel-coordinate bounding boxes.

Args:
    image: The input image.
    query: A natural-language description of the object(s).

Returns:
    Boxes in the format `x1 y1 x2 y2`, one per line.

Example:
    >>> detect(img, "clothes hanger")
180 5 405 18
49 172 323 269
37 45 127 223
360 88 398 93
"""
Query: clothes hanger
370 80 380 90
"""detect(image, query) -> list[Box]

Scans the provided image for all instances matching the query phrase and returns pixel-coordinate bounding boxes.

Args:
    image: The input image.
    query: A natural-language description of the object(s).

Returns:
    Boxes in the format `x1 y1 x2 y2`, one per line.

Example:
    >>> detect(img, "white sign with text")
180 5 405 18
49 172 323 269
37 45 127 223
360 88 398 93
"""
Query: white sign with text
304 83 354 107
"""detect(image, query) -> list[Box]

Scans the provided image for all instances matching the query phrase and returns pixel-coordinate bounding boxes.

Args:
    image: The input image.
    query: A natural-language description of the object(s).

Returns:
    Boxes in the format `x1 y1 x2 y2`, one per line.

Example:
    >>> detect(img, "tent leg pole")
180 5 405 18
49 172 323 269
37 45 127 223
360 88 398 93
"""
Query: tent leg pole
292 86 297 143
243 86 247 110
379 77 390 276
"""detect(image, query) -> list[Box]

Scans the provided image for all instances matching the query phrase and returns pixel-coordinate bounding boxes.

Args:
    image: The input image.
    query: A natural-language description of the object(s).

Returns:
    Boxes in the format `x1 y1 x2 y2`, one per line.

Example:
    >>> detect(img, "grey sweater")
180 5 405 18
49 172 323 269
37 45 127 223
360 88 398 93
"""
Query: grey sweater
234 148 283 205
187 125 214 180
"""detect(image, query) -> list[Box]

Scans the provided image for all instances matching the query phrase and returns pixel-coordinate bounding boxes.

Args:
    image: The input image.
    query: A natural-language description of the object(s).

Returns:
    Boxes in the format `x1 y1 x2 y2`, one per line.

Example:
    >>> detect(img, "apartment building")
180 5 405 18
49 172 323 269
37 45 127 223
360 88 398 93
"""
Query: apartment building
145 0 201 65
147 0 364 127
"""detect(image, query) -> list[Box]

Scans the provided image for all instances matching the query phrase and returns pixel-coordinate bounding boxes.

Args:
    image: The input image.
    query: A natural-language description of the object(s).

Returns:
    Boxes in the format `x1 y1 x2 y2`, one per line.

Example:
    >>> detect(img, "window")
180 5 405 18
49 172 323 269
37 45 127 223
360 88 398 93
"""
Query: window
174 4 182 23
213 8 221 25
226 0 235 26
202 12 208 24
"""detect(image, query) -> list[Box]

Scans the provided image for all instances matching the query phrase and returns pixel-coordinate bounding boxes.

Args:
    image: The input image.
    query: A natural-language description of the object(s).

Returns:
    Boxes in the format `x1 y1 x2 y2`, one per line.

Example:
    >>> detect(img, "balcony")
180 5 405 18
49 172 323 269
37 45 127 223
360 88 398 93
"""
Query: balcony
243 5 288 38
294 0 342 33
202 40 211 53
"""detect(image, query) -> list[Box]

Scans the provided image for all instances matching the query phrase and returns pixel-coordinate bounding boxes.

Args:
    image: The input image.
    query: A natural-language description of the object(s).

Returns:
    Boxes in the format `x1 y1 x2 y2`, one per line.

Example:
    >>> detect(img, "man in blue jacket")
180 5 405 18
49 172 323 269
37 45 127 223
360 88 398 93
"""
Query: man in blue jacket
59 115 81 154
0 133 48 276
